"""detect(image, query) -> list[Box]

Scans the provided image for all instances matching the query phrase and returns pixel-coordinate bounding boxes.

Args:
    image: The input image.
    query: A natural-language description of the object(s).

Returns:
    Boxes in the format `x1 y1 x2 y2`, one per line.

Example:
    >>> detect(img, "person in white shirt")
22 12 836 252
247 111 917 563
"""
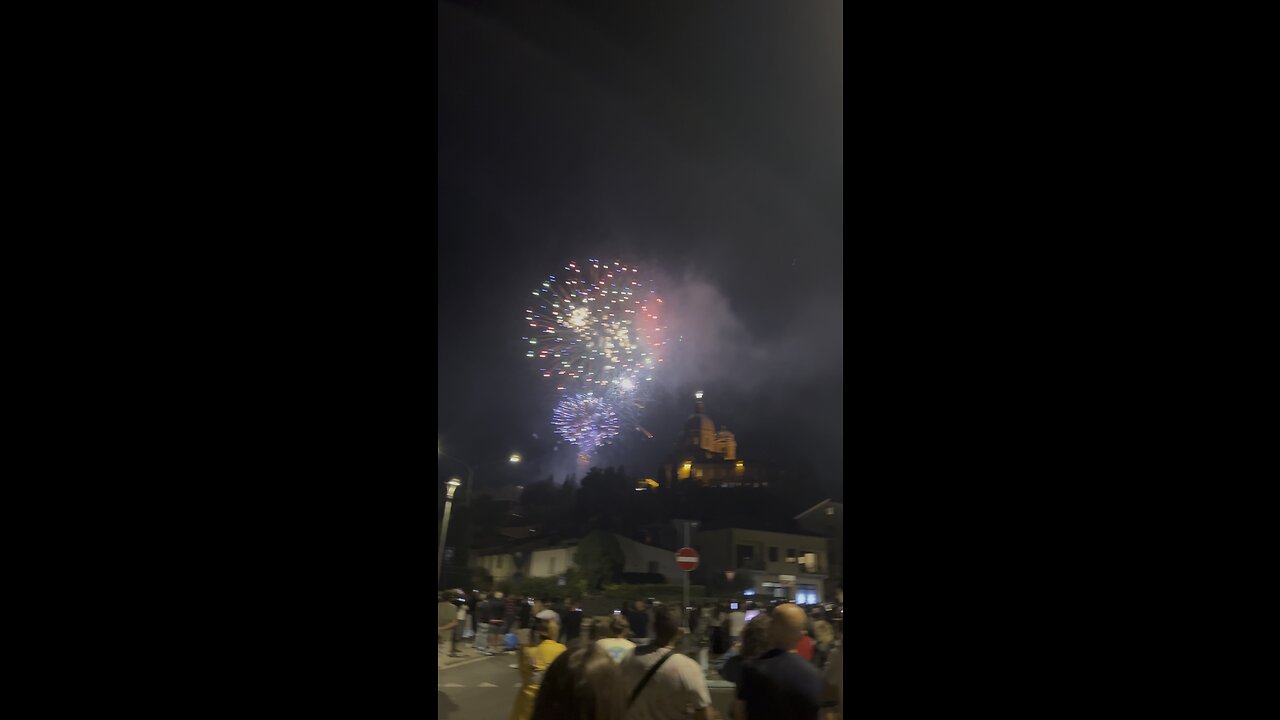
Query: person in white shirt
451 600 468 657
620 606 718 720
594 614 638 665
535 598 561 628
727 606 747 646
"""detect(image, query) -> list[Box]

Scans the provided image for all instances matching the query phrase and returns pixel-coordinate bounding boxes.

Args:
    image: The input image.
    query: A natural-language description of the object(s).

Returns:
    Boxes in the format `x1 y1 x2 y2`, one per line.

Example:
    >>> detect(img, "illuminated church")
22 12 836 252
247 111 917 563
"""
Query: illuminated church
658 391 783 487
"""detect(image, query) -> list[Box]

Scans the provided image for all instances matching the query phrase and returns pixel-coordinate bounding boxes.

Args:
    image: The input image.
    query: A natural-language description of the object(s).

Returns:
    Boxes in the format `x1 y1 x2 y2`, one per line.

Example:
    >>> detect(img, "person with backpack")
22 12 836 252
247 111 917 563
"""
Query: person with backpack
619 605 718 719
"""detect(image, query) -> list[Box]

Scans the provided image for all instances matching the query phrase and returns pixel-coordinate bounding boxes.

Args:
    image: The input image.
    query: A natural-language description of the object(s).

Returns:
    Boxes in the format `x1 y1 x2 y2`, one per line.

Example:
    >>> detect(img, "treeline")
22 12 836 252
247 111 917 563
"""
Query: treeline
475 465 821 545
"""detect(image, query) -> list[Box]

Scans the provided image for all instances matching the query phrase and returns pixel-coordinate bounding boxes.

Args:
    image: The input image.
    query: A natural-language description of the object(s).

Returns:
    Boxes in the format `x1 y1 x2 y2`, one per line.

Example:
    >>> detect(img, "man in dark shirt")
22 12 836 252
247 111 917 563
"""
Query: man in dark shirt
622 599 652 644
561 597 583 644
734 603 824 720
518 594 532 629
486 592 508 653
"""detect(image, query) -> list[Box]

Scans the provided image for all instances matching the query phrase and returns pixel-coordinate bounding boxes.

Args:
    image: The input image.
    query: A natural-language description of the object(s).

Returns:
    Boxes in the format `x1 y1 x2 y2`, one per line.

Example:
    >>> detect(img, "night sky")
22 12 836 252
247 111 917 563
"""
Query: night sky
438 1 843 502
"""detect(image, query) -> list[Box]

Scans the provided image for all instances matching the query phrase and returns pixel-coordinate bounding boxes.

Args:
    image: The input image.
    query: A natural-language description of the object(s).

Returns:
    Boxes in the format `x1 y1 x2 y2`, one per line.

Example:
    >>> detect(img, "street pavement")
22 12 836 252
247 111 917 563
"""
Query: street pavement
438 647 521 720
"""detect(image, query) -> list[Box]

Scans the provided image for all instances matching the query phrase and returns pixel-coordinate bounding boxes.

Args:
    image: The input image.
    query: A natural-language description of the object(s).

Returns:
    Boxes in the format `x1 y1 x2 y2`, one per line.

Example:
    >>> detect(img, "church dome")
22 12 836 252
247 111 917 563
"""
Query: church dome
685 413 715 435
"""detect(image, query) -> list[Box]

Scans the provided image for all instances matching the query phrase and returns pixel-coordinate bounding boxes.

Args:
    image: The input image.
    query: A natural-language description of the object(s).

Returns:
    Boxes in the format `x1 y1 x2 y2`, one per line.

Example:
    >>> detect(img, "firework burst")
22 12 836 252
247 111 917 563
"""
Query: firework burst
551 393 621 451
523 259 666 392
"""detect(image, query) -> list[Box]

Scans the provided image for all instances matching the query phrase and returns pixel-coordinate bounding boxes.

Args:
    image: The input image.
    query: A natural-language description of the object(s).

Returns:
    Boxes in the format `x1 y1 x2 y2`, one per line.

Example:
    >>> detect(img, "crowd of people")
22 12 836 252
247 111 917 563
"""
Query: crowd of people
438 590 844 720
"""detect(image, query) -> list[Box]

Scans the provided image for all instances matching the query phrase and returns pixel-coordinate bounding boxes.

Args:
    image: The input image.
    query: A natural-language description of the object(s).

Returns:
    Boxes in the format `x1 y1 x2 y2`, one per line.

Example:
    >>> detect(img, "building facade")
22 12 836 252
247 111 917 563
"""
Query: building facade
615 534 683 580
693 527 829 604
473 534 679 583
794 499 843 597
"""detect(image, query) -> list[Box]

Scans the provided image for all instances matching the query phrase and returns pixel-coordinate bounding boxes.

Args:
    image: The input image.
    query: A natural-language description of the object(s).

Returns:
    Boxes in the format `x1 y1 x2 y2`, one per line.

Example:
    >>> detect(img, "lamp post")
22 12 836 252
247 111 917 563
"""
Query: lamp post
438 477 462 586
438 447 522 588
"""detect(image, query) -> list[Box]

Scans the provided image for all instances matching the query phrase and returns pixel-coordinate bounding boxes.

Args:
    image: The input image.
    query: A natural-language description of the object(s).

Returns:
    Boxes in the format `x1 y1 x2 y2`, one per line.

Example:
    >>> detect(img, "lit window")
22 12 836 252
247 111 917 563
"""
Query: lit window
826 507 835 516
786 549 796 563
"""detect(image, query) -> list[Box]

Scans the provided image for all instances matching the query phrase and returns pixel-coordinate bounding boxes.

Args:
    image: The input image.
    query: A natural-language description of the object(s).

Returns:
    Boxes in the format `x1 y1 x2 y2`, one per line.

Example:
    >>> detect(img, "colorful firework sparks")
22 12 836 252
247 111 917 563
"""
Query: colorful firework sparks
600 377 653 440
523 259 666 391
551 393 621 451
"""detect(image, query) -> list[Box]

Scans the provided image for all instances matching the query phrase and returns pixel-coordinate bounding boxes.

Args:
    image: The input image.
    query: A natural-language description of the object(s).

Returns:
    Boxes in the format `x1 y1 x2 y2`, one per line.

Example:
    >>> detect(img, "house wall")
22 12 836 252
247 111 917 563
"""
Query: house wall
615 534 682 580
527 547 577 577
477 552 517 583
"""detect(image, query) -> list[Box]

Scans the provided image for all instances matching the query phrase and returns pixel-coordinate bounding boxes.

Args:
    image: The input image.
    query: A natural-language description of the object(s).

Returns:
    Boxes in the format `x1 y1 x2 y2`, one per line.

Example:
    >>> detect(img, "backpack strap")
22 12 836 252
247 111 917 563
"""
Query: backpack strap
628 649 677 708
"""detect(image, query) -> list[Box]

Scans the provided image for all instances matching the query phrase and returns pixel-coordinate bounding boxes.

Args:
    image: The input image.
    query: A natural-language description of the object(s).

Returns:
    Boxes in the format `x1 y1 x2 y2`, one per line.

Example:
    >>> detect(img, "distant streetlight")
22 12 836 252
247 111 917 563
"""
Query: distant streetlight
509 453 522 464
438 478 462 585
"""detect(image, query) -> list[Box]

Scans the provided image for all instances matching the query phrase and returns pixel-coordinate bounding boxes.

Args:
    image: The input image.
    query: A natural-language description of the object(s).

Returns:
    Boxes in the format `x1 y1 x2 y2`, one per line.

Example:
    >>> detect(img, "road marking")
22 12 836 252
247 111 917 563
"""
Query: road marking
477 682 498 687
441 683 463 687
438 654 501 670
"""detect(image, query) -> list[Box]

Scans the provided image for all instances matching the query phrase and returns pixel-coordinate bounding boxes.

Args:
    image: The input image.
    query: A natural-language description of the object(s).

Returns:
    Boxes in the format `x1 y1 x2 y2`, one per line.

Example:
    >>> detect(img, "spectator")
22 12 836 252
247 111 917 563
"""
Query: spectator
451 594 469 657
511 618 567 720
474 592 492 654
537 598 562 628
437 592 458 653
811 621 835 670
519 594 532 629
709 604 727 654
727 604 747 647
531 643 627 720
488 592 508 654
732 603 824 720
821 642 842 720
718 613 772 685
619 605 718 720
562 599 583 645
697 603 712 643
796 628 814 662
594 614 637 665
623 599 652 645
504 593 519 634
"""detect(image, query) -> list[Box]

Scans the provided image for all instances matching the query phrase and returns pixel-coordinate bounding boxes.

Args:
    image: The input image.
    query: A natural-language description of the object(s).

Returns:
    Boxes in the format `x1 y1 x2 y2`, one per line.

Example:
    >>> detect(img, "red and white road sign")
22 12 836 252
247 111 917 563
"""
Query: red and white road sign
676 547 699 572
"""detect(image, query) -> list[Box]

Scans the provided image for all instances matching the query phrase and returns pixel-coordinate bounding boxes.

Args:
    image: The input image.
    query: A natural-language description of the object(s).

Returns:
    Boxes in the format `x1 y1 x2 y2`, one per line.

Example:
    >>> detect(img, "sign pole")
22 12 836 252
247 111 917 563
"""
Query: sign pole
683 520 690 633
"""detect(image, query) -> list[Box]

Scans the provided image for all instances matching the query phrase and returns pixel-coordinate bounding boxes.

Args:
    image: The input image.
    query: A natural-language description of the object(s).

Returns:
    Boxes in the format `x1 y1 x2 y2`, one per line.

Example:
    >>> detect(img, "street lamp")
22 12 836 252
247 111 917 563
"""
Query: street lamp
438 447 522 588
438 477 462 586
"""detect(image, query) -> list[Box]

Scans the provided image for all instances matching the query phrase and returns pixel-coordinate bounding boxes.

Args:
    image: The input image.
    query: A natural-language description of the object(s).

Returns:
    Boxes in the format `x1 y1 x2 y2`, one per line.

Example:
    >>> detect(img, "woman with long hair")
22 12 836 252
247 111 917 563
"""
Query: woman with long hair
510 617 567 720
718 613 772 685
812 619 836 670
531 643 626 720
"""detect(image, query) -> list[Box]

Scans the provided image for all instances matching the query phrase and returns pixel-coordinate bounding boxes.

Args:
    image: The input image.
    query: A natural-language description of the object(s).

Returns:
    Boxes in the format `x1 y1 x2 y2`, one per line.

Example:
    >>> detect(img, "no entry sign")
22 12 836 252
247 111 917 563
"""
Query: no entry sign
676 547 699 572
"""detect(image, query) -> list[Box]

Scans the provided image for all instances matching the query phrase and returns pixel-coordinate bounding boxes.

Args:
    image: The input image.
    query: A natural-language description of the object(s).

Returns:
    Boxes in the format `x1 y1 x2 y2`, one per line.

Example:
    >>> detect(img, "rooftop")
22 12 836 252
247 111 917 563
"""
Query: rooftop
794 498 843 519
